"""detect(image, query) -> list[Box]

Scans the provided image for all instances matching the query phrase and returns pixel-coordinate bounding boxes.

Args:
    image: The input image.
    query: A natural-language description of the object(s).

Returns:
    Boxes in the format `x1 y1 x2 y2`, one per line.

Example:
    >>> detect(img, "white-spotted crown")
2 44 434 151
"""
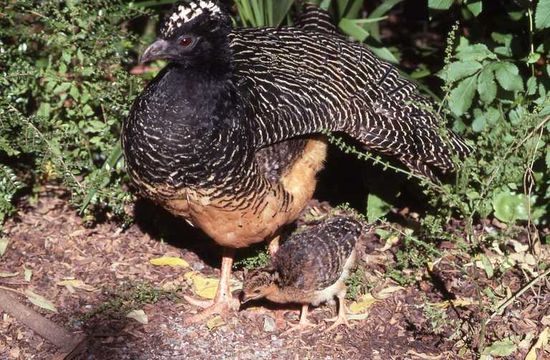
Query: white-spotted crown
160 0 222 38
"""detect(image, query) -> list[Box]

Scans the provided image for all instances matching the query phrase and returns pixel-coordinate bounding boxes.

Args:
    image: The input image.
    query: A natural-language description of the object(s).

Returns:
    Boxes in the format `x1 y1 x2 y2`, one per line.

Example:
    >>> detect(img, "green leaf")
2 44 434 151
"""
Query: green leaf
53 82 71 95
339 18 370 42
485 107 501 125
445 60 482 82
535 0 550 29
492 191 530 223
477 67 497 103
483 338 517 357
526 76 538 95
449 75 478 116
368 45 399 63
455 43 496 62
367 194 392 223
270 0 293 27
429 0 454 10
472 111 486 132
466 0 482 16
527 52 541 64
494 62 523 92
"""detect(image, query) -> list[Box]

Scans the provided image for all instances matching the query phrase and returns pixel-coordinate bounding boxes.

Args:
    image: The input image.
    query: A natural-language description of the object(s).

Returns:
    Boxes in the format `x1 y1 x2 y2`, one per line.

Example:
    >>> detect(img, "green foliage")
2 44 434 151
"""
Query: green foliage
366 193 391 223
0 165 24 225
345 266 367 300
0 1 145 223
234 245 270 270
80 282 180 321
234 0 294 27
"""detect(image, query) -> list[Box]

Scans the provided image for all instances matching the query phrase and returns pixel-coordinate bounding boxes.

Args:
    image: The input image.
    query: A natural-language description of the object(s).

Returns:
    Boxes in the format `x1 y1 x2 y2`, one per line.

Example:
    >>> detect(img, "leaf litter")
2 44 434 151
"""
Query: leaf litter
0 194 548 359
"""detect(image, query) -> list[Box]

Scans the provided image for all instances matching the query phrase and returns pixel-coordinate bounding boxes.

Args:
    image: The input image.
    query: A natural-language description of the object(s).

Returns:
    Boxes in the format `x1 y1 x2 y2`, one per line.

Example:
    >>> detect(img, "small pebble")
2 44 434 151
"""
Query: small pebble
263 315 276 332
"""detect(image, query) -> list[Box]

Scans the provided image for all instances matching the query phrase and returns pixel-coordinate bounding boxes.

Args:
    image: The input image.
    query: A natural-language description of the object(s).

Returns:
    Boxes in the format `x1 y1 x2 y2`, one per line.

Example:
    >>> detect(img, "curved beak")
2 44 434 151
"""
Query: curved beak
139 39 177 63
240 291 261 304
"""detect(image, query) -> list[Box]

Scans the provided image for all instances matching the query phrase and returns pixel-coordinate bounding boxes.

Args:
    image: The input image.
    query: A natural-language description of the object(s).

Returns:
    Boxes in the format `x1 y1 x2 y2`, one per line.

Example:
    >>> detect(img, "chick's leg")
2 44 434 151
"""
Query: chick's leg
184 248 240 324
324 292 350 331
268 235 280 257
282 304 316 334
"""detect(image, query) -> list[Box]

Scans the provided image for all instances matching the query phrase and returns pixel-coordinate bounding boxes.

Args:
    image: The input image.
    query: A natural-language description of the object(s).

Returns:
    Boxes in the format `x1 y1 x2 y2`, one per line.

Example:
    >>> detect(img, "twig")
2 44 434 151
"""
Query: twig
484 267 550 326
0 288 87 358
0 285 26 296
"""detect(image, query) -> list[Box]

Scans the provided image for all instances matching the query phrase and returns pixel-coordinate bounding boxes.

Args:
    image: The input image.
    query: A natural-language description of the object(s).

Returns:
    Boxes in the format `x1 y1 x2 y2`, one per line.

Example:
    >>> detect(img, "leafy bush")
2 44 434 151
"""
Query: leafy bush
0 0 147 223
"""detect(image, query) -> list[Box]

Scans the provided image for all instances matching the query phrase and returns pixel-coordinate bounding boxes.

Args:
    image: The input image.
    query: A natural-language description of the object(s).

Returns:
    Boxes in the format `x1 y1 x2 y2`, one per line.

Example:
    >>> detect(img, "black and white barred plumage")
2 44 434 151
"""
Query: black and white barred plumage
123 0 469 223
229 4 469 178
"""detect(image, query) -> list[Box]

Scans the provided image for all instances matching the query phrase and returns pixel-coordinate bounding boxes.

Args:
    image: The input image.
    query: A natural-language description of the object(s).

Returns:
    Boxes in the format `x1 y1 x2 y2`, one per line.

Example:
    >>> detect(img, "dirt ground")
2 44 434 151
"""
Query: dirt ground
0 191 549 360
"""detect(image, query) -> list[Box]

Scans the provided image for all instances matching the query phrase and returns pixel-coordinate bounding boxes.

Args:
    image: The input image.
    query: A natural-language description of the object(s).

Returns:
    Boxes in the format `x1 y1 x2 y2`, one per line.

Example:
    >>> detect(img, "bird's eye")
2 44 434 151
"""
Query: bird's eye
179 37 193 47
253 289 261 294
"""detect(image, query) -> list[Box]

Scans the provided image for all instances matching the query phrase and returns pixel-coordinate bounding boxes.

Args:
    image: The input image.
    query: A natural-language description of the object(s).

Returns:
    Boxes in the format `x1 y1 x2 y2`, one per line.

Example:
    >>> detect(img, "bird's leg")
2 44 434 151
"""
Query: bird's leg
268 235 280 257
184 248 240 324
282 304 316 334
324 293 350 332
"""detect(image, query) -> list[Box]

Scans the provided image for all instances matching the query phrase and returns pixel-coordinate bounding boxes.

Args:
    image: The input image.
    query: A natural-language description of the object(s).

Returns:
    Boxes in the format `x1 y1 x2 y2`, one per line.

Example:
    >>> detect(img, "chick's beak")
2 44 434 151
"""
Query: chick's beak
239 291 258 304
140 39 175 63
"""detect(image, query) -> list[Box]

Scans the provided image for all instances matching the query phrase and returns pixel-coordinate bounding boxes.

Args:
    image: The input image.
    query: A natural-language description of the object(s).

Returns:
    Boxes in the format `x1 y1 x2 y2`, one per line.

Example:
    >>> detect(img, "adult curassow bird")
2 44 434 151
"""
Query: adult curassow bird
122 0 469 323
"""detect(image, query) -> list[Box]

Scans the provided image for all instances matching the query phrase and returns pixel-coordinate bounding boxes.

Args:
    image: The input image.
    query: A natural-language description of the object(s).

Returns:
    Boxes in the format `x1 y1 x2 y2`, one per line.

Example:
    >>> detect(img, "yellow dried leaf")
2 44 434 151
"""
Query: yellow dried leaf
348 293 378 314
126 309 148 325
376 235 399 252
57 279 96 292
525 327 549 360
149 256 190 268
25 290 57 313
185 272 219 299
206 315 225 330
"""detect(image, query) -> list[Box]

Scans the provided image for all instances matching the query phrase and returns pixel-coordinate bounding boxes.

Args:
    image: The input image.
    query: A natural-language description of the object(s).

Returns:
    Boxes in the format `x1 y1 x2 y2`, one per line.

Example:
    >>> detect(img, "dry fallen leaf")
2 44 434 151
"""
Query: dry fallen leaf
508 239 528 253
57 279 96 292
376 286 405 299
184 272 241 299
150 256 190 268
206 315 225 330
431 298 476 309
24 268 32 282
0 272 19 278
348 293 378 315
184 272 219 299
24 289 58 313
376 235 399 252
126 309 148 325
525 327 549 360
0 238 8 257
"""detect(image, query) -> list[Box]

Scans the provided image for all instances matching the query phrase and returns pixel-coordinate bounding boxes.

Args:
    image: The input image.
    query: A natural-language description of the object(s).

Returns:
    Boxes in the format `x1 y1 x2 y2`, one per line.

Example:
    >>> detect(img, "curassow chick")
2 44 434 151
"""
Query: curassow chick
242 216 362 332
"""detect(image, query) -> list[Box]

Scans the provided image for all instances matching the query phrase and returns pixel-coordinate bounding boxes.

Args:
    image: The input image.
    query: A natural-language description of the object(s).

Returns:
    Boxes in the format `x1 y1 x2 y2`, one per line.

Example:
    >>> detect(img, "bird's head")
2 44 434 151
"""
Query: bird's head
241 267 279 303
140 0 231 67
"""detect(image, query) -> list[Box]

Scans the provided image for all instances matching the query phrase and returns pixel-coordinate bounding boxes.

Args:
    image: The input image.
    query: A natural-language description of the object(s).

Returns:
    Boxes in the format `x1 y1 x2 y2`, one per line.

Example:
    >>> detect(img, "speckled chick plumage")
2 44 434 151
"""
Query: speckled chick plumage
242 216 362 306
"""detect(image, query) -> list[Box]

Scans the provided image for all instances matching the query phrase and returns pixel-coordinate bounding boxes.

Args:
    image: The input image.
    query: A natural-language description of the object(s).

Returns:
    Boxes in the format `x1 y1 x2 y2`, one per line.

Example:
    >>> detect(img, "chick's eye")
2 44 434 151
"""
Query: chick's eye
179 37 193 47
